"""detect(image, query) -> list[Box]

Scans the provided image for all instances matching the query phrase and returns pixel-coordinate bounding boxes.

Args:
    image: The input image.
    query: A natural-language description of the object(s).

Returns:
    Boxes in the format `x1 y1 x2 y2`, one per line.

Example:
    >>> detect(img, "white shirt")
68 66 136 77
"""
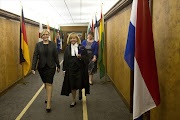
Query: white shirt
71 43 78 56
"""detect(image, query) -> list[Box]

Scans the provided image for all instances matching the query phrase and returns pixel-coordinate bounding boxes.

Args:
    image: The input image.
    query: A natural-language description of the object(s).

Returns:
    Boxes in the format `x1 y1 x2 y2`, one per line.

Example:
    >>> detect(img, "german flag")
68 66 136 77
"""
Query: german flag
20 8 30 76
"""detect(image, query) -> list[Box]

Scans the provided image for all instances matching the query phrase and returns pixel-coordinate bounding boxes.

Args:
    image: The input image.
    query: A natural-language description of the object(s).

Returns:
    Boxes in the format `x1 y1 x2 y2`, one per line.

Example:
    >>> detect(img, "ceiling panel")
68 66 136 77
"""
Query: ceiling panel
0 0 119 28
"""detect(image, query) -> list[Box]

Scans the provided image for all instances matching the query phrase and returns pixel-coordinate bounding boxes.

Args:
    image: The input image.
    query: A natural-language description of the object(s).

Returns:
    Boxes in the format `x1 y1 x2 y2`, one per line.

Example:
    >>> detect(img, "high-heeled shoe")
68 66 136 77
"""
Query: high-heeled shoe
46 108 51 112
79 96 82 100
70 102 76 108
79 91 82 100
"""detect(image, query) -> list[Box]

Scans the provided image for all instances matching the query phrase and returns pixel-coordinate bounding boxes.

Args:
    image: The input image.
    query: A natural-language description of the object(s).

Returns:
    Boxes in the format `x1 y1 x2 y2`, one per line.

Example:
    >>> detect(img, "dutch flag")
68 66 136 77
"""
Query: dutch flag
124 0 161 119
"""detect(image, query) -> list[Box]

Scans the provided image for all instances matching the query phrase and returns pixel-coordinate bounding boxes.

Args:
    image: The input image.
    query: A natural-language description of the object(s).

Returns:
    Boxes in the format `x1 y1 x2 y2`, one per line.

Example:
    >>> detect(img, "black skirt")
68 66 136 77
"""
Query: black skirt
87 52 97 74
38 65 56 84
69 56 83 90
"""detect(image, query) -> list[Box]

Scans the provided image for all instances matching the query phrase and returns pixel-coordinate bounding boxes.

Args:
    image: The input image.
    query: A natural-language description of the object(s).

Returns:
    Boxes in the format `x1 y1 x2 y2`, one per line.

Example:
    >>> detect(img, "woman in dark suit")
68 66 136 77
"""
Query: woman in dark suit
32 29 60 112
61 32 89 107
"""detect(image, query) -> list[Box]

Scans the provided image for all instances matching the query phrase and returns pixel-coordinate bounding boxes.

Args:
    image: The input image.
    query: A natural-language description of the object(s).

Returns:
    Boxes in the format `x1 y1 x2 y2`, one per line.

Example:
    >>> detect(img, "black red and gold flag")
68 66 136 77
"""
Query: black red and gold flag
20 8 30 76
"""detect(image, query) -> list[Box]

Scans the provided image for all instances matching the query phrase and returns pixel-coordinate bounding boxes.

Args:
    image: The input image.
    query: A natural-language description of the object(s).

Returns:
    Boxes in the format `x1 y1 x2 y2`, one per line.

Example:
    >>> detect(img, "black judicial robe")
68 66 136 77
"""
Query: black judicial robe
61 44 90 96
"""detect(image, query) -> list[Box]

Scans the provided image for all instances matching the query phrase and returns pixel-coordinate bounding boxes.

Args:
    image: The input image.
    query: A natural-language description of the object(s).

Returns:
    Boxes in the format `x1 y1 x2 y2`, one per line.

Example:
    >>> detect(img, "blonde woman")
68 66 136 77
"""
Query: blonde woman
32 29 60 112
61 32 89 107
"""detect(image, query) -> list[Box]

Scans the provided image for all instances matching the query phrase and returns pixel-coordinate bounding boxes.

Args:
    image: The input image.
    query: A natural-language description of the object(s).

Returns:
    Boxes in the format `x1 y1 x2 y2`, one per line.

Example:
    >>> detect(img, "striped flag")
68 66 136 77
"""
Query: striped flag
94 14 99 63
59 26 62 50
87 23 91 34
94 15 99 42
53 27 57 44
124 0 160 119
57 28 61 52
91 19 94 32
20 8 30 76
99 10 105 79
47 22 51 41
39 23 43 42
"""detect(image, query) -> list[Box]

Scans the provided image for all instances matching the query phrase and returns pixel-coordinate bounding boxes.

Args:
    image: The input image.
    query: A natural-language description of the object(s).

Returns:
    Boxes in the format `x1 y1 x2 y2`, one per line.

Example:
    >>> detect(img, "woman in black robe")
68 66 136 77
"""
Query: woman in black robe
61 32 89 107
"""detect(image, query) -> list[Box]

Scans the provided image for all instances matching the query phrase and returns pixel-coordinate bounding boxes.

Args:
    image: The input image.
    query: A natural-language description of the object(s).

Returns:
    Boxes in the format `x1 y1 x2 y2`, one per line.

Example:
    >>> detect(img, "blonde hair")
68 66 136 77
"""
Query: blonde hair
67 32 81 45
41 29 50 38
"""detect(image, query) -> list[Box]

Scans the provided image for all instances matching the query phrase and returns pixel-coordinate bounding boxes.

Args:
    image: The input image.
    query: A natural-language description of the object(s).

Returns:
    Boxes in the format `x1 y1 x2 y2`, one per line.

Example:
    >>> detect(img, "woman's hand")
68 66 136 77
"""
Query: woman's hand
57 68 60 72
92 55 97 62
63 71 65 77
92 57 96 62
32 70 35 75
77 54 81 58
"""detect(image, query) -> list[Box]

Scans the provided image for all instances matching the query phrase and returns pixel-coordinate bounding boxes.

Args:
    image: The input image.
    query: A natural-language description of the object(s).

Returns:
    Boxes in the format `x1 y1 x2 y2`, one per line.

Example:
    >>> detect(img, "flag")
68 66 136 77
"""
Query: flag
87 23 91 34
94 15 99 42
53 27 57 44
57 27 61 52
124 0 160 119
59 26 62 50
47 22 51 41
20 8 30 76
99 10 105 79
91 19 94 32
94 14 99 63
87 23 91 39
39 23 43 42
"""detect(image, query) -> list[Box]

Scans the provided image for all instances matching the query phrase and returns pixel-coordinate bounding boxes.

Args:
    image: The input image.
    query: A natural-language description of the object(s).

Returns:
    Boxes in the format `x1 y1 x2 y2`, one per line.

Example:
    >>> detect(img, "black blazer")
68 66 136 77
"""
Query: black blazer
62 44 88 71
32 41 60 70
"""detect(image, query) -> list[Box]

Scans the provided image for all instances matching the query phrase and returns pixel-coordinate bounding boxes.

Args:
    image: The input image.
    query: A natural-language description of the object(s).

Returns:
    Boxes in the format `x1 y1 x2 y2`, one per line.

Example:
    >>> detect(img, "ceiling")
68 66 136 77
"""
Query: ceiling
0 0 119 28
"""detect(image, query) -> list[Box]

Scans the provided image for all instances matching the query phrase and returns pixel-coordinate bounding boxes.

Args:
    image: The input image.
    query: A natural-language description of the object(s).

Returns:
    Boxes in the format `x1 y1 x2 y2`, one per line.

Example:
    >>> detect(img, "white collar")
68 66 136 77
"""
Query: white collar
71 43 78 47
71 43 78 56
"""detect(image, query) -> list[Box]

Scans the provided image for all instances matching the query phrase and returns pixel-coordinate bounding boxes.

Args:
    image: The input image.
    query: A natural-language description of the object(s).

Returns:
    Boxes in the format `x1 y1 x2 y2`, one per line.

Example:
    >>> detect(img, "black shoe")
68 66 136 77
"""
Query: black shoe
79 96 82 100
46 108 51 112
79 90 82 100
70 102 76 108
45 101 47 103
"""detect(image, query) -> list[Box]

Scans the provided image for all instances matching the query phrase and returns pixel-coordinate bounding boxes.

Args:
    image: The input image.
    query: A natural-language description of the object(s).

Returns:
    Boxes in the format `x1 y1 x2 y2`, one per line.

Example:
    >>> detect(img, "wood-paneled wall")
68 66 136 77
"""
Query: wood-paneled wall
0 17 55 93
106 0 179 119
151 0 180 119
106 5 132 108
0 17 39 93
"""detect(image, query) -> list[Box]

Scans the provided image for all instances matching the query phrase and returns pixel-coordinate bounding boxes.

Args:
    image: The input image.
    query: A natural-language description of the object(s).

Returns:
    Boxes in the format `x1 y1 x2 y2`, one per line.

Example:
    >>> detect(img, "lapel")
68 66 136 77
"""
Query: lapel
68 45 71 57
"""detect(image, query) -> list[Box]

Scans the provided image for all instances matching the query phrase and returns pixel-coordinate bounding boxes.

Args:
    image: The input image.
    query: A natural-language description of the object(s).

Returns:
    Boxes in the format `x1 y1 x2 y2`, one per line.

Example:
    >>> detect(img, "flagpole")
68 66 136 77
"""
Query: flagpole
101 12 111 84
103 23 111 84
130 70 134 113
20 64 29 85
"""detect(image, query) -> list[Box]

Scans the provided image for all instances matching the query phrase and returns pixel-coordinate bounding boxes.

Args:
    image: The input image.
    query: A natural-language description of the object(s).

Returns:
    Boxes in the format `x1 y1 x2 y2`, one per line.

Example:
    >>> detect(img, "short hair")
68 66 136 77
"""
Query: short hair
41 29 50 38
88 31 94 37
67 32 81 45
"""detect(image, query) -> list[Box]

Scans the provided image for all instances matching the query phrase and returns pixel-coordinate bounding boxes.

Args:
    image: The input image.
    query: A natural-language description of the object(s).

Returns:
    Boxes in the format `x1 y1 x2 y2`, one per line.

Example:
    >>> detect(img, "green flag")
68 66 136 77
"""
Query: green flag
99 11 105 79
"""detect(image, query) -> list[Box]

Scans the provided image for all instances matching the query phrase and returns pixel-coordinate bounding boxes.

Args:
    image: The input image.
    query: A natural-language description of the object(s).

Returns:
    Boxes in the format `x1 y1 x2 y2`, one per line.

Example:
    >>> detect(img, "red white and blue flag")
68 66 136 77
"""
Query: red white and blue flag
124 0 160 119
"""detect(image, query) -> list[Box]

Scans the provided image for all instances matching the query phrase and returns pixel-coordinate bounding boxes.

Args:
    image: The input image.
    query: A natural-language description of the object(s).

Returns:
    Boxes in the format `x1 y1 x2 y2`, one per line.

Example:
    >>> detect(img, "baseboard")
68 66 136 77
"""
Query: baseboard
106 74 131 112
0 72 31 98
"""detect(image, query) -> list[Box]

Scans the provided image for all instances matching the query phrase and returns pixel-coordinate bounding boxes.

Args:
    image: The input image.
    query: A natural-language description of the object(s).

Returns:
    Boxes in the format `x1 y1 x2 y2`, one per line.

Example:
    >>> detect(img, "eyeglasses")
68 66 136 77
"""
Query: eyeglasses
43 34 49 36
